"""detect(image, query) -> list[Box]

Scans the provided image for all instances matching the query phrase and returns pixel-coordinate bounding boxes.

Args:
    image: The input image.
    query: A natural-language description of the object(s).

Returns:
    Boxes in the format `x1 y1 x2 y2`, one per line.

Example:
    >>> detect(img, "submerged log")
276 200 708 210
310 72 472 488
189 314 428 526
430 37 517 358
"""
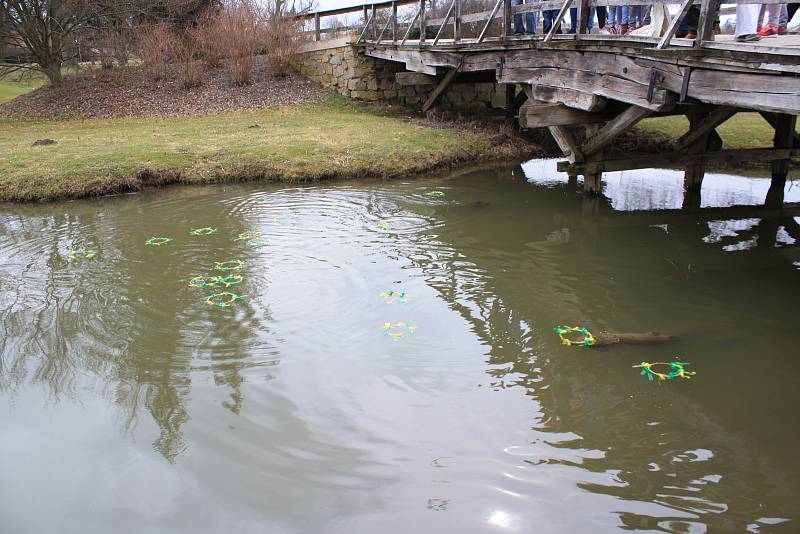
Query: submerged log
593 332 674 347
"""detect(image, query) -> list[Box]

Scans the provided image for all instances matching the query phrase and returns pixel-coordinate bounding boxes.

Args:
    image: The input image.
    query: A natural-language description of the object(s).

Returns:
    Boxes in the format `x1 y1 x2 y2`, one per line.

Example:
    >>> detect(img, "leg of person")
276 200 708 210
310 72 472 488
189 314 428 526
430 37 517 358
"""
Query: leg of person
512 0 525 34
569 7 577 32
758 4 780 35
641 5 651 26
685 5 700 38
736 3 762 41
629 5 640 28
788 3 799 21
597 6 607 28
620 5 630 33
525 5 537 35
587 6 595 32
778 4 788 33
542 9 554 34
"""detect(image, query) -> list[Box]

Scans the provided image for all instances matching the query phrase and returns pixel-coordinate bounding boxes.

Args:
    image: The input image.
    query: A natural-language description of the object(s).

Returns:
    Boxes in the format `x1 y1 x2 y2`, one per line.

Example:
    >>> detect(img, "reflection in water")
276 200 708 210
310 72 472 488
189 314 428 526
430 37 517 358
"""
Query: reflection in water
1 162 798 533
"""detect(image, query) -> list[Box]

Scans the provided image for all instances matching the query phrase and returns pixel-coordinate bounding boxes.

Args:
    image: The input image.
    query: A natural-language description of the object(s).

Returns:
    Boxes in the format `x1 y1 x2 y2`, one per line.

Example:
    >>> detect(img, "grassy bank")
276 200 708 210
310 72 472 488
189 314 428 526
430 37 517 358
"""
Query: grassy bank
637 113 793 150
0 95 534 202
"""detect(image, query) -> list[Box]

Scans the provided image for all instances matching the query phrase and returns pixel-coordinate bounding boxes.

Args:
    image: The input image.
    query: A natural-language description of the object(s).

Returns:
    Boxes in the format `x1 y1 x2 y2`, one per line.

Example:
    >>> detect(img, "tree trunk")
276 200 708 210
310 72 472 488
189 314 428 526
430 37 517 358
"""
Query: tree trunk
42 62 63 87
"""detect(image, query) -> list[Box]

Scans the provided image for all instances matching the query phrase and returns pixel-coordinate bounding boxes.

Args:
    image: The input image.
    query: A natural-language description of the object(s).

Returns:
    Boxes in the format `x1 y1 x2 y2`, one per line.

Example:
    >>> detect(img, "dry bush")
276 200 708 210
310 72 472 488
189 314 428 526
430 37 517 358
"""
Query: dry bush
264 9 304 78
95 29 116 70
191 11 226 69
137 24 175 80
217 0 265 86
175 34 203 88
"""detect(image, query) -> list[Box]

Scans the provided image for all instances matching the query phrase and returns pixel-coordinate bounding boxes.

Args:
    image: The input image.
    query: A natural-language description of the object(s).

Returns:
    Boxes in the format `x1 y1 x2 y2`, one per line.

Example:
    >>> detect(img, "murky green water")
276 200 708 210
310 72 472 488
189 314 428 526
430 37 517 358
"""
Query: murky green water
2 162 799 533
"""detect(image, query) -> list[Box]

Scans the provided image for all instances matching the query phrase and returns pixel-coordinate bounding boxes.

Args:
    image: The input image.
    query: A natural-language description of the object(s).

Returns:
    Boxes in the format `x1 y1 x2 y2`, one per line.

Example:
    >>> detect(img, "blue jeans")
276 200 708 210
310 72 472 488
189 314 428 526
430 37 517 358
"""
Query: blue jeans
607 6 622 26
512 0 538 34
542 9 559 33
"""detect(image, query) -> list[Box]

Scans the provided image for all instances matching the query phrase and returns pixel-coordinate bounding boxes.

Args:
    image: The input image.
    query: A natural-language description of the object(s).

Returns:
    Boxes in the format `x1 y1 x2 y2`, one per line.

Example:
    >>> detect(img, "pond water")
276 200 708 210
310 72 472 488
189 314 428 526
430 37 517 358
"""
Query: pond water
1 162 799 533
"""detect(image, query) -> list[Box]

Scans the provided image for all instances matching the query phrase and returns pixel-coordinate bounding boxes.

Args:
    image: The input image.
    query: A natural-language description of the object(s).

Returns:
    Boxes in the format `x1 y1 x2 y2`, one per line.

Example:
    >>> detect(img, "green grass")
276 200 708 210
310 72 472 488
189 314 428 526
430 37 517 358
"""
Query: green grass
637 113 792 149
0 77 44 104
0 95 528 201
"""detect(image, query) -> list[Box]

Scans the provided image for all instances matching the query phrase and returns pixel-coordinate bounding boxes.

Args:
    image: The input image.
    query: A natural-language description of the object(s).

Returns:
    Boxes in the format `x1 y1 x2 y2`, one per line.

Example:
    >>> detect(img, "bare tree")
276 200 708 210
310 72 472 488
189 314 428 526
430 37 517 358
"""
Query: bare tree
0 0 220 86
0 0 99 85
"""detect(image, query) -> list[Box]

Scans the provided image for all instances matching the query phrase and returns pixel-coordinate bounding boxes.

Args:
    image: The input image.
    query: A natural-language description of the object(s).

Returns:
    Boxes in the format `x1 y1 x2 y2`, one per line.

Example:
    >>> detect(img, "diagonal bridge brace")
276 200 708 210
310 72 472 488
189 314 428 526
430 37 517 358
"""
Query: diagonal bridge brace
579 104 653 157
422 59 463 112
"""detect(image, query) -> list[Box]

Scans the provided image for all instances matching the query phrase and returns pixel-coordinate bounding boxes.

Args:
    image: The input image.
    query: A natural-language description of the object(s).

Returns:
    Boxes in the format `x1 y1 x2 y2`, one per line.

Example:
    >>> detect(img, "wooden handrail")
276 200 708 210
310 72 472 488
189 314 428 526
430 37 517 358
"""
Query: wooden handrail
298 0 788 46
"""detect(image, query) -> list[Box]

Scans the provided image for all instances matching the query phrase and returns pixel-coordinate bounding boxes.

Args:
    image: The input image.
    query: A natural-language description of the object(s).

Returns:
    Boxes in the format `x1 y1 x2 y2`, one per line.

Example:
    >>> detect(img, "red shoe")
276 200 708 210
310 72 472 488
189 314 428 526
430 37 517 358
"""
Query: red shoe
757 23 776 37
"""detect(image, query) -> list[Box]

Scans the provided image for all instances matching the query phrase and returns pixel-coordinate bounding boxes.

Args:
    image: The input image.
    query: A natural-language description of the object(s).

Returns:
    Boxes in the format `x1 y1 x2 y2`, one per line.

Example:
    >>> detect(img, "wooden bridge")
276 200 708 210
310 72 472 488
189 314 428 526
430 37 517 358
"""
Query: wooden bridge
297 0 799 206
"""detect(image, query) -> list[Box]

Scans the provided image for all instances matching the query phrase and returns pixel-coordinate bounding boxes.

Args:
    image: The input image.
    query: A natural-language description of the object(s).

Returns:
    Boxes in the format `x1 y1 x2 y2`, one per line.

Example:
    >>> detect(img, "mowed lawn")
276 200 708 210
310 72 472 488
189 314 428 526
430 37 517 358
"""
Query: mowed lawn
0 96 506 201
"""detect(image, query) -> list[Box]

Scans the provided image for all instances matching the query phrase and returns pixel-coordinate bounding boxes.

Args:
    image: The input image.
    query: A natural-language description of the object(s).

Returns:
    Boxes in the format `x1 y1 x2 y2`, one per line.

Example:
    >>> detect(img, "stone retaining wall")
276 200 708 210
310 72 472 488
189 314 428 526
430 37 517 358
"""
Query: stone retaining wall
293 38 508 114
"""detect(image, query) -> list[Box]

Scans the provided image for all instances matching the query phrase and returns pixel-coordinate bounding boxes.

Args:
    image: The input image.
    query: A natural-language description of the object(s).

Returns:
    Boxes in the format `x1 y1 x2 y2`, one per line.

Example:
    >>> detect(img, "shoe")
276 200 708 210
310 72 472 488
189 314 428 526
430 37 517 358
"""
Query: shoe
620 22 629 34
757 23 776 37
777 25 787 35
735 33 762 42
685 33 696 39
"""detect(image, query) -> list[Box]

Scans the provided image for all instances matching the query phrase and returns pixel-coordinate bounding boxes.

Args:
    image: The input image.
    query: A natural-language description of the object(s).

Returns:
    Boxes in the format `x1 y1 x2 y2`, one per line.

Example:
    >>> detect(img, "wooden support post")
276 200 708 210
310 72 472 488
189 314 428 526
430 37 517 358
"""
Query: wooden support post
505 83 516 126
575 0 590 36
454 0 461 42
371 4 377 40
583 123 603 195
694 0 719 48
502 0 512 38
314 12 321 41
657 0 694 49
548 126 584 164
513 86 528 109
676 107 736 150
581 105 653 157
760 112 800 148
392 2 398 43
420 0 427 43
682 111 712 209
422 67 459 112
766 114 797 209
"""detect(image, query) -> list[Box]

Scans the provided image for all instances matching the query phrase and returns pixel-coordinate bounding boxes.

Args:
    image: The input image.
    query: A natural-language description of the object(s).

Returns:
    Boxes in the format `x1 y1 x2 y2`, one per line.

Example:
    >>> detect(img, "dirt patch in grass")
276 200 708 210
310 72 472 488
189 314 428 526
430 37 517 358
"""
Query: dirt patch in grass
1 56 326 119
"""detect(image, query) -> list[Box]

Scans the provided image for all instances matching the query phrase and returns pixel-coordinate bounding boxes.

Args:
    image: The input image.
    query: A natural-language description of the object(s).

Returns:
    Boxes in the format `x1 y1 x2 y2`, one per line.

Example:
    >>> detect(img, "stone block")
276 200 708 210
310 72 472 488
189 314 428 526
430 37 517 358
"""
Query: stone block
367 78 378 91
405 95 421 104
395 72 437 86
491 91 507 109
351 90 379 101
330 55 341 65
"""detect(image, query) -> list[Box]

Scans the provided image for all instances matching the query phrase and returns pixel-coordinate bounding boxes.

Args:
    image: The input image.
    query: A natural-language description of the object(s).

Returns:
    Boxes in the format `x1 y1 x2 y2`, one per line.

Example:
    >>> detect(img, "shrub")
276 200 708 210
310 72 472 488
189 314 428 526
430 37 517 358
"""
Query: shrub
217 0 264 86
264 8 303 78
137 24 175 81
191 11 226 69
176 34 203 88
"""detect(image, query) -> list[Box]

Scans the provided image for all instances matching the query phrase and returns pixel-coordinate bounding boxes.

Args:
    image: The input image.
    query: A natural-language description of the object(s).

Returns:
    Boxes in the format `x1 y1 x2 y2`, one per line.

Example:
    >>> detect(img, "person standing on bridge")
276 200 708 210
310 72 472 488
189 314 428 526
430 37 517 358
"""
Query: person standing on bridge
736 3 763 41
512 0 538 35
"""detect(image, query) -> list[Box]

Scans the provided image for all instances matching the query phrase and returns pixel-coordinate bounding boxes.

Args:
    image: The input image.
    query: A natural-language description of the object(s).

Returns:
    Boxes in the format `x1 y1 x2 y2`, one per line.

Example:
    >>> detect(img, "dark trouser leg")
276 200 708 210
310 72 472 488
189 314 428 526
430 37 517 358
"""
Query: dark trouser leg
596 6 607 28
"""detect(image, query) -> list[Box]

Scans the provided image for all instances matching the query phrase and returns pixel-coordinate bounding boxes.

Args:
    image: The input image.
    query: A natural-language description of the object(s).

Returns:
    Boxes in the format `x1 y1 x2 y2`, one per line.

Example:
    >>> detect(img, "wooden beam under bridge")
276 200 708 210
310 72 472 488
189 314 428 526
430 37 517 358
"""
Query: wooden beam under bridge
557 148 800 175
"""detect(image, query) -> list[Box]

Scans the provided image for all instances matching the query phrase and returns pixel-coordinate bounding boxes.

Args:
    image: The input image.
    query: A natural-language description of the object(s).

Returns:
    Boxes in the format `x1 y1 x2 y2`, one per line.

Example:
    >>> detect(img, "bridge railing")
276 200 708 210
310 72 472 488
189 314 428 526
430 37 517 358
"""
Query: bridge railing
295 0 788 50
